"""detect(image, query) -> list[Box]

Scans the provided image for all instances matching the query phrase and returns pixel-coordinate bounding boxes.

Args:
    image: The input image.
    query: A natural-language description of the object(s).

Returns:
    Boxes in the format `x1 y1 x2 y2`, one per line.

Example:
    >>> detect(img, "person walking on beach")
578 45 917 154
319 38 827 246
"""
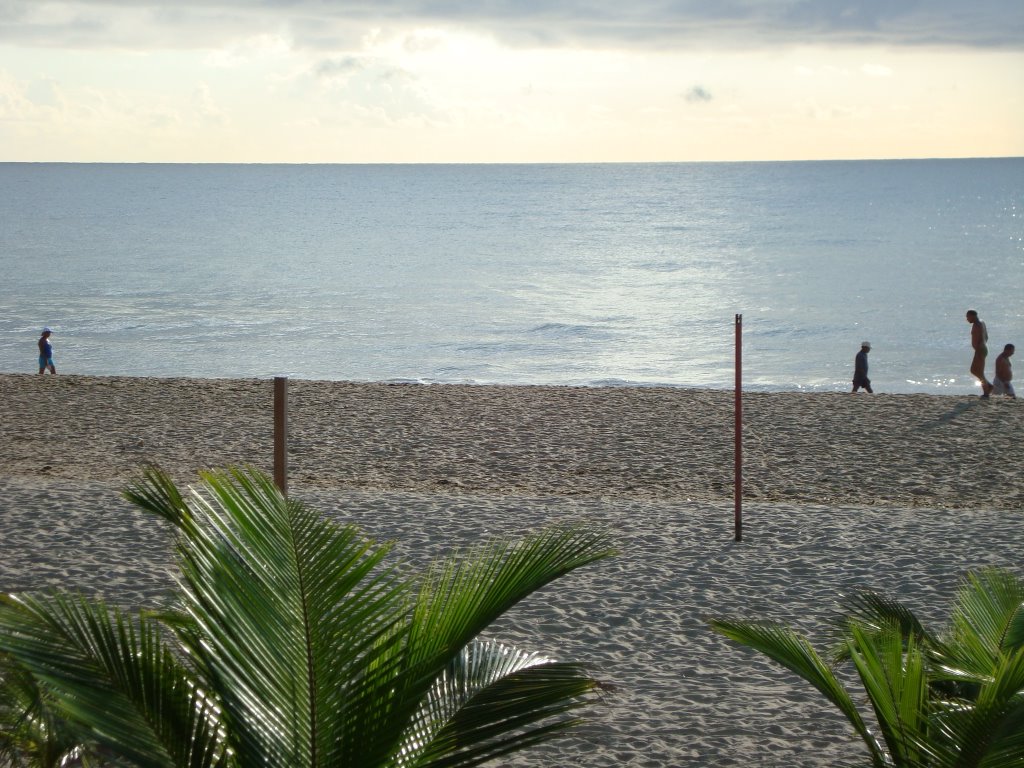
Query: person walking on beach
966 310 991 397
992 343 1015 399
851 341 873 393
37 328 56 374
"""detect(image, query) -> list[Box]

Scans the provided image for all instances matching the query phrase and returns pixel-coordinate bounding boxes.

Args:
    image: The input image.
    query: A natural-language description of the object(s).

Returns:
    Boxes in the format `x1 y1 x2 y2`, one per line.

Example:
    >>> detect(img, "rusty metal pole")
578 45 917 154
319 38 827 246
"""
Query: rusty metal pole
734 314 742 541
274 376 288 498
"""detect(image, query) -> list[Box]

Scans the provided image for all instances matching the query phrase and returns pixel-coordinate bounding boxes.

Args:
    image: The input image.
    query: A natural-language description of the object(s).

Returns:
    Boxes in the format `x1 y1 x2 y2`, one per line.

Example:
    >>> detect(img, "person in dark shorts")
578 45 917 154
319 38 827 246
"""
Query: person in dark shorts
38 328 56 374
851 341 872 393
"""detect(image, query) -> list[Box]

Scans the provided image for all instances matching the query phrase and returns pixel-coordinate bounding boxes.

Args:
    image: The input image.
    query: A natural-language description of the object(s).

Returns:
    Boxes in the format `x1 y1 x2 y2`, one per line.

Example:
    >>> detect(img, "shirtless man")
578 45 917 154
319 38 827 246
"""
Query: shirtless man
966 310 991 397
992 343 1015 399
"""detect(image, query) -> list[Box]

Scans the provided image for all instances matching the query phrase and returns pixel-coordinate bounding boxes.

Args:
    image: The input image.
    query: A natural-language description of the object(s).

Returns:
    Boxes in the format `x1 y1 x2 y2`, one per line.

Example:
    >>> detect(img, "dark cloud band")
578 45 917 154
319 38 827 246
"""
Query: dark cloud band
1 0 1021 51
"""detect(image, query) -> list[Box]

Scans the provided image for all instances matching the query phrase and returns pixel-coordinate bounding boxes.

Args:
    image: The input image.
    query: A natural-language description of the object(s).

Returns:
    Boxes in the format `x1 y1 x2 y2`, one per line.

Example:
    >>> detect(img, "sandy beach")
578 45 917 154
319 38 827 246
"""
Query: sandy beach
1 373 1022 766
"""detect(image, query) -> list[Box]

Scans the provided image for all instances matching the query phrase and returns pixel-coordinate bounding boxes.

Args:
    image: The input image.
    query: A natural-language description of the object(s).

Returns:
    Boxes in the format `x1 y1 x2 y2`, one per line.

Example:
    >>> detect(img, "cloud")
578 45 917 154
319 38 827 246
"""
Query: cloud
685 85 713 103
193 81 226 124
0 1 1020 52
315 55 364 80
0 69 36 121
861 63 893 77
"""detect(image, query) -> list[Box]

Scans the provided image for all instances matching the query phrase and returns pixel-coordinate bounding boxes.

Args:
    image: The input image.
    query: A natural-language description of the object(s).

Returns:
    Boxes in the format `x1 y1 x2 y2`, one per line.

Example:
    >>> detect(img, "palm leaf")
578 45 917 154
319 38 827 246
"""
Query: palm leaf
708 618 890 767
945 569 1024 677
712 569 1024 768
845 623 929 767
921 569 1024 709
399 639 602 768
0 652 91 768
4 466 615 768
409 525 615 659
124 465 194 532
831 589 937 662
148 466 408 767
0 593 224 768
1005 602 1024 653
925 646 1024 768
350 525 615 764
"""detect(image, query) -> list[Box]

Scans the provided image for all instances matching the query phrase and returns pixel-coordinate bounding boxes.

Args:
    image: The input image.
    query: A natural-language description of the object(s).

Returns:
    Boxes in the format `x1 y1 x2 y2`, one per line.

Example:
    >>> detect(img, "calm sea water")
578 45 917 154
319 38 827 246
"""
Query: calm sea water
1 160 1021 394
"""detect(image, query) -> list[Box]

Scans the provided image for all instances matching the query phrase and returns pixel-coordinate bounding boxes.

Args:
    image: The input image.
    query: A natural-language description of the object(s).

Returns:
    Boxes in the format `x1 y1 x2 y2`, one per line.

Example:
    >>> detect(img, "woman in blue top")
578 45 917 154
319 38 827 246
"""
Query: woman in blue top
38 328 56 374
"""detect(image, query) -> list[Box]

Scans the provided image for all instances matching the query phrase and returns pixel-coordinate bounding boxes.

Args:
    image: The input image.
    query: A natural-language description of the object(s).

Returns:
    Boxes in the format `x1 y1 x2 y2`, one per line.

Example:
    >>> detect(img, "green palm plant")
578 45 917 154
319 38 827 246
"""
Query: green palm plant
709 568 1024 767
0 650 100 767
0 466 615 767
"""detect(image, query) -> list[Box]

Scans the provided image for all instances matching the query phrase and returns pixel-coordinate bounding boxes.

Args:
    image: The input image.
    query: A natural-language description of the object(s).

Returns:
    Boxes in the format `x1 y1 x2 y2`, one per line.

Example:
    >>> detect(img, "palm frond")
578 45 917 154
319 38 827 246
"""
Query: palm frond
0 652 91 768
409 525 615 664
331 523 614 765
845 623 929 767
0 593 224 768
830 589 937 662
1007 601 1024 652
124 465 194 532
712 568 1024 768
398 639 602 768
708 618 890 767
946 569 1024 674
4 466 615 768
925 646 1024 768
152 466 409 766
371 526 613 759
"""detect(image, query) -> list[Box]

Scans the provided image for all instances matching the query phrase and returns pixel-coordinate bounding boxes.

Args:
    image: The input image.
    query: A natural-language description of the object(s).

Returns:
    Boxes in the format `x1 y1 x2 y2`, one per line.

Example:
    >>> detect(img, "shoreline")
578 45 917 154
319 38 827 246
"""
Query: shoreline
0 369 997 396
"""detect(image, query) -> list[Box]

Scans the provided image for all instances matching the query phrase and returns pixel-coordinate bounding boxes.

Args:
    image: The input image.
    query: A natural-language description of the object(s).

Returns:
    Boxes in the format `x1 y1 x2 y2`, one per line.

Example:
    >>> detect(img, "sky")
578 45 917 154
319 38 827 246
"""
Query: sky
1 1 1022 163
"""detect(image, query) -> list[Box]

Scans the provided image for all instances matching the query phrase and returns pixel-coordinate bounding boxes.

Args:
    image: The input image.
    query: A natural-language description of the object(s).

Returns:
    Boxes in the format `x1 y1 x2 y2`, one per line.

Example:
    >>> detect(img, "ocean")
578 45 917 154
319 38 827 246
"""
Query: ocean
1 159 1021 394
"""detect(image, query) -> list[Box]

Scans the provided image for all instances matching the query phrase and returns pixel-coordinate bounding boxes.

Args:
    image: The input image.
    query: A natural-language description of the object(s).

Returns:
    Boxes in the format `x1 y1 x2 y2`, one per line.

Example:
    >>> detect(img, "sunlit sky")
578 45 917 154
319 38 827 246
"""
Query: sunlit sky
2 1 1022 163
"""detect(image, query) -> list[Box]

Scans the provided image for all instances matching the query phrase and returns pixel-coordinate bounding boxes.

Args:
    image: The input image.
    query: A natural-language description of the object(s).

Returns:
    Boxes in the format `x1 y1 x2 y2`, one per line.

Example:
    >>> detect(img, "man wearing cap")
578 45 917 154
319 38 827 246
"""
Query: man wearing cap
38 328 56 374
852 341 872 393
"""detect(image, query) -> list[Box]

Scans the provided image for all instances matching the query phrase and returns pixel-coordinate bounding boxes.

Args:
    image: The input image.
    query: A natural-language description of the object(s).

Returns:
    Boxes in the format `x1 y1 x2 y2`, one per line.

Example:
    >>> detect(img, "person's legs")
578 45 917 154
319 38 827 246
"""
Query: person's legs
971 351 991 394
992 379 1016 398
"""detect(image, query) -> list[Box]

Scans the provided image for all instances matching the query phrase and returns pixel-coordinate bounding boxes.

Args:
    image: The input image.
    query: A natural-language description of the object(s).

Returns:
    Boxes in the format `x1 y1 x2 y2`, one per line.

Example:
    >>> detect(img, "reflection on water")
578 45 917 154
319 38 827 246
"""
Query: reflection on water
1 160 1021 393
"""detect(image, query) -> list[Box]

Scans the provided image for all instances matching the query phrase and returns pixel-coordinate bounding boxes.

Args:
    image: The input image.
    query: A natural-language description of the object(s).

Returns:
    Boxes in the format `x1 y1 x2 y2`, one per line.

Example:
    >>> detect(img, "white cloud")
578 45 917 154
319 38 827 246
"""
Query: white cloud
193 81 226 124
203 34 292 68
861 63 893 77
0 69 36 121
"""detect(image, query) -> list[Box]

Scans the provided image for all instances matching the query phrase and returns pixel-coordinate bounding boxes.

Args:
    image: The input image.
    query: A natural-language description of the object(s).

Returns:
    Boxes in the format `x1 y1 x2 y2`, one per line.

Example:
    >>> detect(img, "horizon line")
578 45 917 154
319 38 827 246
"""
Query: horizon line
2 155 1022 167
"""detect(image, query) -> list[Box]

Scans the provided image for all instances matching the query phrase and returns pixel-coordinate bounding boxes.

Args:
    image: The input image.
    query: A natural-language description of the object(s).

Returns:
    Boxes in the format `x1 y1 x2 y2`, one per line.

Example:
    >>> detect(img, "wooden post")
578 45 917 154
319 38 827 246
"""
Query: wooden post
274 376 288 498
734 314 742 541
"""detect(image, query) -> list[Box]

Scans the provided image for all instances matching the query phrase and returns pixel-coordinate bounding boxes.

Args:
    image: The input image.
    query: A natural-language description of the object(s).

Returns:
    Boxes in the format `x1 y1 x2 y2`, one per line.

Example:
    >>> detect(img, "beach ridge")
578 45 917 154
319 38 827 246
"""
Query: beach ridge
2 373 1020 511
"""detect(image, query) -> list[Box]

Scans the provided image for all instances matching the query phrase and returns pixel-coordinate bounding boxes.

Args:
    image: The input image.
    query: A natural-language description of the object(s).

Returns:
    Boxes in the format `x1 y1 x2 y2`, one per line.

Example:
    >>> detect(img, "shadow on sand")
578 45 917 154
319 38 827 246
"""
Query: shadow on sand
923 399 982 428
